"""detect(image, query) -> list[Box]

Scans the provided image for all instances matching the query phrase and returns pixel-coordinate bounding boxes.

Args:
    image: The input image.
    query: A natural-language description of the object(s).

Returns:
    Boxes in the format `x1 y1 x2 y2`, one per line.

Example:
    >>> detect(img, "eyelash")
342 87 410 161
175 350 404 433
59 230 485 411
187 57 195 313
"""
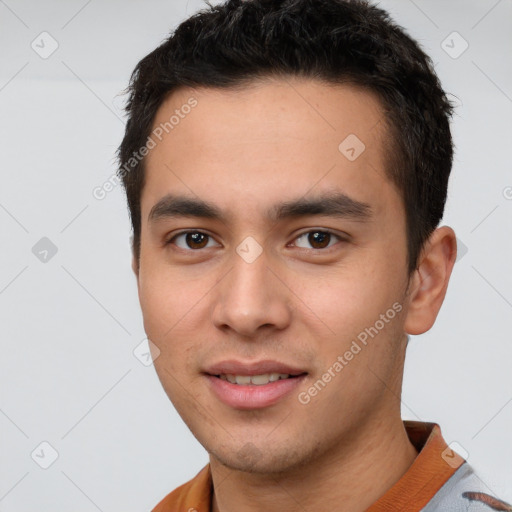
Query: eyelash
165 229 346 252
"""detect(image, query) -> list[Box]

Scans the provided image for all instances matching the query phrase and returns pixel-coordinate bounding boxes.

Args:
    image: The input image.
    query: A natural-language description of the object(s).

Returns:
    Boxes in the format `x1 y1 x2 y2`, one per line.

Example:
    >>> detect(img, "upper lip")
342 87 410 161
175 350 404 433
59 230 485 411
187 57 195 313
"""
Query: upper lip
204 359 307 376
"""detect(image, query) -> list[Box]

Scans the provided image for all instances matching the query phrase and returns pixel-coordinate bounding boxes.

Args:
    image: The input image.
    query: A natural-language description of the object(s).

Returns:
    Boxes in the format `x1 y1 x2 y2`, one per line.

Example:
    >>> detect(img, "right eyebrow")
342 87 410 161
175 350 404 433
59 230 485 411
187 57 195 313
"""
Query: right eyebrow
148 194 227 224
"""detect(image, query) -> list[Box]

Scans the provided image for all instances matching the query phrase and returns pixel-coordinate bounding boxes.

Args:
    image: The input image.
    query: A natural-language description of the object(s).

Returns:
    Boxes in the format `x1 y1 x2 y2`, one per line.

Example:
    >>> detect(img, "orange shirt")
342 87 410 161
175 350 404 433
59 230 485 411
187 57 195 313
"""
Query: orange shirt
152 421 510 512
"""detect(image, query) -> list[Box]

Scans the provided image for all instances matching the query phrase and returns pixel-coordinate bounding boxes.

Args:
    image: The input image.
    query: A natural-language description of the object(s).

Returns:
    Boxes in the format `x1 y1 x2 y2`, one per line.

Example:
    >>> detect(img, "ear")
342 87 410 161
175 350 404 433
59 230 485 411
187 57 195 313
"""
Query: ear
403 226 457 335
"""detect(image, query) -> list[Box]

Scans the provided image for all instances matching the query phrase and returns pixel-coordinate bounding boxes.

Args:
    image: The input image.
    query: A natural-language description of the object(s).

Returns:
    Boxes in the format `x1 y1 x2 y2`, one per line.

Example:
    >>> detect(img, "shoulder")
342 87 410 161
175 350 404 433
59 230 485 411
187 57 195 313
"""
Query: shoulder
421 462 512 512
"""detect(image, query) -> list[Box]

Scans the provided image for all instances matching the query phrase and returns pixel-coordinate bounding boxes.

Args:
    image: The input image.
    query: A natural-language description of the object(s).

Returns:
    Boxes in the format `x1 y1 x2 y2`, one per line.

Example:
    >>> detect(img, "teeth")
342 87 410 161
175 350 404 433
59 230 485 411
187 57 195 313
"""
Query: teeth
250 374 270 385
235 375 252 385
220 373 291 385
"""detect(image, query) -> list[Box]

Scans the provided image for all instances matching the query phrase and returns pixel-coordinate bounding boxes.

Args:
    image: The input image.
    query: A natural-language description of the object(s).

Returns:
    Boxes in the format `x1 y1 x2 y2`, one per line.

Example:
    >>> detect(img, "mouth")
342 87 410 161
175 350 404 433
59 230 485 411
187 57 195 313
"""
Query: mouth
214 373 304 385
204 360 308 410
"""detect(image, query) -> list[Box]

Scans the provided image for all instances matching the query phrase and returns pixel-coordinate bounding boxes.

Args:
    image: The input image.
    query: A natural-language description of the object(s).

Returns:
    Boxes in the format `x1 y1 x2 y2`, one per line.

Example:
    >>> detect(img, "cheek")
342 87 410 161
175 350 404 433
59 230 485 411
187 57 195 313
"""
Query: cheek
139 263 200 334
296 258 402 333
138 282 183 372
138 265 215 373
140 279 200 407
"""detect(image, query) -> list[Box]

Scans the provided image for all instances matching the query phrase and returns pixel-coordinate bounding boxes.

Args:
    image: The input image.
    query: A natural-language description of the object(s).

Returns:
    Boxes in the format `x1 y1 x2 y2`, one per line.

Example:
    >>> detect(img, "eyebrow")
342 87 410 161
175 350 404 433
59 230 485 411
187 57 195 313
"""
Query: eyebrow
148 192 373 224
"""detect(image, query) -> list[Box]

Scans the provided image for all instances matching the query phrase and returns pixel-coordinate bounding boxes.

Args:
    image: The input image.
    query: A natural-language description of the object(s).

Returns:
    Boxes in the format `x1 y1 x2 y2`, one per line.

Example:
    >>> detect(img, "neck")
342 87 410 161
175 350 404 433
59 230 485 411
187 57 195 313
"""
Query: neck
210 413 418 512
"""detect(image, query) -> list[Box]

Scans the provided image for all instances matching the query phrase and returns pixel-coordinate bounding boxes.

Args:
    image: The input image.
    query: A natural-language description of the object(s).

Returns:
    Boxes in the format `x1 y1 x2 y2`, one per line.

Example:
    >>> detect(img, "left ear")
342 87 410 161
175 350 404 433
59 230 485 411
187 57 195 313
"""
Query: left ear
403 226 457 335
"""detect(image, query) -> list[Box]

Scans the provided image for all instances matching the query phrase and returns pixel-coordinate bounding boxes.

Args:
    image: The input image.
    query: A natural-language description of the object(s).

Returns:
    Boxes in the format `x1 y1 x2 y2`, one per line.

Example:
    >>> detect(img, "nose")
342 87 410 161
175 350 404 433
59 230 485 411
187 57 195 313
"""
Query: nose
211 248 292 338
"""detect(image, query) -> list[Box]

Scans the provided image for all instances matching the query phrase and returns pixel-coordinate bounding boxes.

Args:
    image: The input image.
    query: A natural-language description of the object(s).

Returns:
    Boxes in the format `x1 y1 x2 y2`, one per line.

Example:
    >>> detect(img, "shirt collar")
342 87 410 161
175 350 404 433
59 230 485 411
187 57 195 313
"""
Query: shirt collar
153 420 465 512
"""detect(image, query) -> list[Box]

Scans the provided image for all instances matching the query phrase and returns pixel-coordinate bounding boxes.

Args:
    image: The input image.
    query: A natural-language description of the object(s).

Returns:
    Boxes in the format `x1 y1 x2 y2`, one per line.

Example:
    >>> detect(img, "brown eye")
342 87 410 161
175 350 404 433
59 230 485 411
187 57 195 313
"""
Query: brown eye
168 231 218 250
294 230 341 250
308 231 331 249
185 232 209 249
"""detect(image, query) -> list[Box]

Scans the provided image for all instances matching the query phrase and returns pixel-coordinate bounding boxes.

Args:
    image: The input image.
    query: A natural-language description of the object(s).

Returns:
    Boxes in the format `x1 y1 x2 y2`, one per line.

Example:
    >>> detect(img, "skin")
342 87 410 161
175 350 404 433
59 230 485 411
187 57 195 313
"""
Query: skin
132 77 457 512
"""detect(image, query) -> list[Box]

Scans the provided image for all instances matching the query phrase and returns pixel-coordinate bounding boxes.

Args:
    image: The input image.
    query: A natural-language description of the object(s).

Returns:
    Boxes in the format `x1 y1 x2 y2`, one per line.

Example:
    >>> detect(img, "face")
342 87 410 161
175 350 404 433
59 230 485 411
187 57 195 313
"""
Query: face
135 77 414 474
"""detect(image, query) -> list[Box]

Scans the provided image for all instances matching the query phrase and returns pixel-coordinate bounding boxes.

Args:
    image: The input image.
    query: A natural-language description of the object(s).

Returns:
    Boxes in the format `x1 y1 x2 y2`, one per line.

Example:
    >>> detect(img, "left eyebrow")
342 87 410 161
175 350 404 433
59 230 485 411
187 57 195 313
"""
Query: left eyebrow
147 191 373 224
269 192 373 222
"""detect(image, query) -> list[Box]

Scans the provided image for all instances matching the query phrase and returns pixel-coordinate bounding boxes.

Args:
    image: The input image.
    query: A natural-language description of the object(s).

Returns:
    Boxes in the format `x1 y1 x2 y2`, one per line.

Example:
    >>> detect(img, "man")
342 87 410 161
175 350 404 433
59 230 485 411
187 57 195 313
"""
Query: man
116 0 510 510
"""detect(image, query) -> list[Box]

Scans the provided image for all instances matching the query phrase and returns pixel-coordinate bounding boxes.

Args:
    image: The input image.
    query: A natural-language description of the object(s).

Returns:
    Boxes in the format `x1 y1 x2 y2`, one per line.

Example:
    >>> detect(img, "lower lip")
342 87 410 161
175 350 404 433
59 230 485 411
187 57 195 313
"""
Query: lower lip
206 375 307 410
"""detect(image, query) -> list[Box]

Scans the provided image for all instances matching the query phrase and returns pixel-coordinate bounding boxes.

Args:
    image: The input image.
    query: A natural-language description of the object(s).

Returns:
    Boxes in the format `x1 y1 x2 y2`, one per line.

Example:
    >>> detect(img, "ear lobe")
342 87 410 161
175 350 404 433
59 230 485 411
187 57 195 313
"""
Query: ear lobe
403 226 457 335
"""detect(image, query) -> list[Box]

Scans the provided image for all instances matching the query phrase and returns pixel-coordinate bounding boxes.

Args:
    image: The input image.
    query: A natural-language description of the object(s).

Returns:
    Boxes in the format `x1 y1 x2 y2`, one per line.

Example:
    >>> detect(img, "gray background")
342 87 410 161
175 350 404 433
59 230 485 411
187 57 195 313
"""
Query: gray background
1 0 511 509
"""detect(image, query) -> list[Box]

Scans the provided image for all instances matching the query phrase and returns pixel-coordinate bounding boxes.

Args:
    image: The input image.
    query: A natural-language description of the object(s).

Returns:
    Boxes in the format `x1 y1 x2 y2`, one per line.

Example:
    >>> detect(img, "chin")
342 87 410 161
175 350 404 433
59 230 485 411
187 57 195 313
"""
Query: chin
213 449 297 474
207 437 322 475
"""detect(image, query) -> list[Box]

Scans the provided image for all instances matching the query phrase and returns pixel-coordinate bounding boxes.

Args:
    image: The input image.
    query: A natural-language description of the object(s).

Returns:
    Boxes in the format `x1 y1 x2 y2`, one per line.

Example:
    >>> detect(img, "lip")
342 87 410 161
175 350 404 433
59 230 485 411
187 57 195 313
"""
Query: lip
203 359 308 410
204 359 306 377
206 374 307 410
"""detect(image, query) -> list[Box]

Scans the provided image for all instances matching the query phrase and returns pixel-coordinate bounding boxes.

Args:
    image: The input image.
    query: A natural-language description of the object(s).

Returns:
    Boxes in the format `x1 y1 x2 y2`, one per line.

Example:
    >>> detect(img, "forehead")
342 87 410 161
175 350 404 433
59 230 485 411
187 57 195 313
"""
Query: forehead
142 77 400 225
